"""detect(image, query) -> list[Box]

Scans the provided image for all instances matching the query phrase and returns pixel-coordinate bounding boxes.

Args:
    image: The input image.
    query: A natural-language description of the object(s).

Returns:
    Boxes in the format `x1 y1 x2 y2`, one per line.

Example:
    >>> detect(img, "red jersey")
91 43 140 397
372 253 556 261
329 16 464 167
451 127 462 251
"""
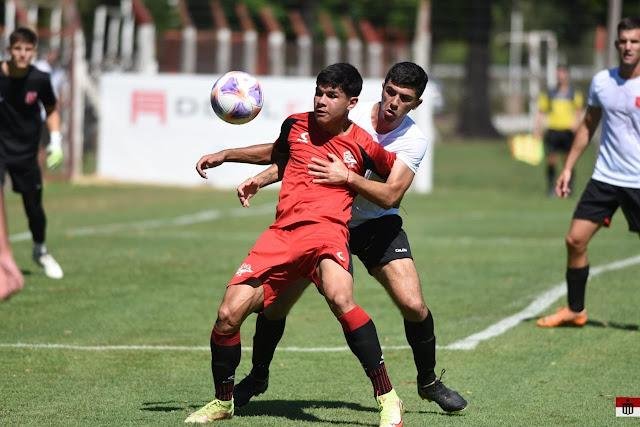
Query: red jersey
272 112 396 229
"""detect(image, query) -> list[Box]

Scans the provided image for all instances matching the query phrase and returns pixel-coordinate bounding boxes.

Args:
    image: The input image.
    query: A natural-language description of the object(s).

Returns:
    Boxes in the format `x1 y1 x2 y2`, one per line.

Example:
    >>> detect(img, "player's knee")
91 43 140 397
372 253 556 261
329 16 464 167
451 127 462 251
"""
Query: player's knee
565 233 588 253
325 292 355 314
215 307 242 333
400 299 427 321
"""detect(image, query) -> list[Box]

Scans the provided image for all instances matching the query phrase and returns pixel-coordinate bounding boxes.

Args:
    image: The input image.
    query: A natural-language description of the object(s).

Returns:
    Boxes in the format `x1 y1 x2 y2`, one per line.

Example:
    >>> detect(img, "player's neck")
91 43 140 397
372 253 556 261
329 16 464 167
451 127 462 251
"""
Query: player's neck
372 102 402 134
618 61 640 79
4 60 29 78
317 116 353 136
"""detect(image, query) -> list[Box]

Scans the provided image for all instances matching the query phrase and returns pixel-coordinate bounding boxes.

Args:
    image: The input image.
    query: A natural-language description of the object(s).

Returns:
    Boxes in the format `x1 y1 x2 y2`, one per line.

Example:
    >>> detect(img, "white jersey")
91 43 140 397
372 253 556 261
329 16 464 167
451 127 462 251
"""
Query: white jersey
348 100 430 227
588 68 640 188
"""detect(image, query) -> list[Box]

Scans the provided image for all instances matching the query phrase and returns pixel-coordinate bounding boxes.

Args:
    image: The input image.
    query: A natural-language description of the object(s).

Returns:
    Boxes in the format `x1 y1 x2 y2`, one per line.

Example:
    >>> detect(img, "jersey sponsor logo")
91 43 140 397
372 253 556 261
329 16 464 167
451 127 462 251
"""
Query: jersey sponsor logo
394 248 408 253
24 91 38 105
235 263 253 276
336 251 346 261
343 150 357 167
636 97 640 108
296 132 309 143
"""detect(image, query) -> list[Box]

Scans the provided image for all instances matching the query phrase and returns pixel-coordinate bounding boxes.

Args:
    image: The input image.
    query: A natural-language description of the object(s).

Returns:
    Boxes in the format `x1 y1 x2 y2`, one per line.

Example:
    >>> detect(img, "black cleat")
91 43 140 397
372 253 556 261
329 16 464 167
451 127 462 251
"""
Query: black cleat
418 370 467 413
233 373 269 408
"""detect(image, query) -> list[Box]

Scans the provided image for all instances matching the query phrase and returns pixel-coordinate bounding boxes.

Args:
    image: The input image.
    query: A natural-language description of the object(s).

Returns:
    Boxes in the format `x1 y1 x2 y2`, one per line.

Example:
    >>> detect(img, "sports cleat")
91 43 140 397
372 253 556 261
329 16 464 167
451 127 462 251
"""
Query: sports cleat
233 373 269 408
536 306 587 328
377 388 404 427
33 252 64 279
418 369 467 412
184 398 234 424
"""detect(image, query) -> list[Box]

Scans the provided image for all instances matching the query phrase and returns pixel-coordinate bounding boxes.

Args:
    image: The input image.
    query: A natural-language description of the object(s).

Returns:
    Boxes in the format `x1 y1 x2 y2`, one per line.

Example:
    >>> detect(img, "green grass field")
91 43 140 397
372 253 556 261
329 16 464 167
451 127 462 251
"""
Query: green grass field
1 141 638 426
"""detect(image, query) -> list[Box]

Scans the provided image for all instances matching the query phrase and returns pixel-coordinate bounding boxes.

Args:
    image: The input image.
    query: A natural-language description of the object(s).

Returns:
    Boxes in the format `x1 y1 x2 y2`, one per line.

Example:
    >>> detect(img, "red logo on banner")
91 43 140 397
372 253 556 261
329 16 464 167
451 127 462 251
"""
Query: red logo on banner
24 91 38 105
131 90 167 124
636 97 640 108
616 397 640 417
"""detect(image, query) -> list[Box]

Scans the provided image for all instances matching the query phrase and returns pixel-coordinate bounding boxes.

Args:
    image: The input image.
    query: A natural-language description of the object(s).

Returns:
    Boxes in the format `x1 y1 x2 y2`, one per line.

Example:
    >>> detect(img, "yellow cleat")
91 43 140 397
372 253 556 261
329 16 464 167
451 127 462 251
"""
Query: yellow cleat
377 388 404 427
184 398 234 424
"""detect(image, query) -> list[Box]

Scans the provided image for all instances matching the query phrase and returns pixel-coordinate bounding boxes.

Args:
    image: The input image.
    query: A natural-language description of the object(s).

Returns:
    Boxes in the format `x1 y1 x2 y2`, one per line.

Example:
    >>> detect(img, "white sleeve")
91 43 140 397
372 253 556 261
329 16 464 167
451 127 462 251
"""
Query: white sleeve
394 133 429 174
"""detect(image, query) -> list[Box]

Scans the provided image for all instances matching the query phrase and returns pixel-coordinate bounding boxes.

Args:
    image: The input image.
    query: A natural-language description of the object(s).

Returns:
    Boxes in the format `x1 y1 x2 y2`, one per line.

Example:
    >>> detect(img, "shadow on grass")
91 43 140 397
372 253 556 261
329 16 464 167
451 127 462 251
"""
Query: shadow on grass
524 317 639 331
141 399 374 425
584 319 639 331
141 398 459 424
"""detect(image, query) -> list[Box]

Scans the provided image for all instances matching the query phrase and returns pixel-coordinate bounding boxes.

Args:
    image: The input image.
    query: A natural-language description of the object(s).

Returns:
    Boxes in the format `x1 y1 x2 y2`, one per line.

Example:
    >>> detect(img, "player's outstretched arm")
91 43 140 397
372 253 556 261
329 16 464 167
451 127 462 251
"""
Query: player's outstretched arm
195 143 274 179
237 163 283 207
556 105 602 198
309 154 414 209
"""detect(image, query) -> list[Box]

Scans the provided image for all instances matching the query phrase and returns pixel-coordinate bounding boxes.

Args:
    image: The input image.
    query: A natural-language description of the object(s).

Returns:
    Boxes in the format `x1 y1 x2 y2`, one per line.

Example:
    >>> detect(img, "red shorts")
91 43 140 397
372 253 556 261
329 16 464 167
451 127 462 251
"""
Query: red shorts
228 222 352 308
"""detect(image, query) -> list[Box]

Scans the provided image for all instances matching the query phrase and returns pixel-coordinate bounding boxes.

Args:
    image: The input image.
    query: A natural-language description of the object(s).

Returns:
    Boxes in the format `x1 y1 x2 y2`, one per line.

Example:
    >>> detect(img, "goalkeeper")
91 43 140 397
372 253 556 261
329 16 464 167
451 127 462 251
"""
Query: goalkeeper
0 27 64 280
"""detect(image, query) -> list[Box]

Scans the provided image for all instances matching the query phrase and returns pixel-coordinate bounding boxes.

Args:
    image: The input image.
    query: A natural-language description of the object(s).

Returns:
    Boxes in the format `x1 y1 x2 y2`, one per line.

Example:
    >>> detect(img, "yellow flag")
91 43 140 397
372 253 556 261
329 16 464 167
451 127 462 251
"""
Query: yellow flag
508 134 544 166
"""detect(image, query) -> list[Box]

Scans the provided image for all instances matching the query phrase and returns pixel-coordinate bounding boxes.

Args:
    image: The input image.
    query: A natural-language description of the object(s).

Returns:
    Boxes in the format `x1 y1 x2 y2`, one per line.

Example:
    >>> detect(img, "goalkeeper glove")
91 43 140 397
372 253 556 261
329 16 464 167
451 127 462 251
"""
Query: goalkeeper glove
46 131 64 169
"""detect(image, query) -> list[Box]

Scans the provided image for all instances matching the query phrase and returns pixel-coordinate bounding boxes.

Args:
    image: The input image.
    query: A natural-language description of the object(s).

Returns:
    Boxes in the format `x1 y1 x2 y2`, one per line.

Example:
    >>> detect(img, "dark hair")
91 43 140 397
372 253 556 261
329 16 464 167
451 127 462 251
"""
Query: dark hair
316 63 363 97
9 27 38 46
384 62 429 98
618 17 640 34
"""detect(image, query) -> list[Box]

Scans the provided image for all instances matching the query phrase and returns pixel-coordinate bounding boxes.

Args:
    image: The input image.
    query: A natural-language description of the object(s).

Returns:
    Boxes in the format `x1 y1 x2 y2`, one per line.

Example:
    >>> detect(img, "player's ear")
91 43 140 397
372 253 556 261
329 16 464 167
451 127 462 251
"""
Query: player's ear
347 96 359 110
412 98 423 110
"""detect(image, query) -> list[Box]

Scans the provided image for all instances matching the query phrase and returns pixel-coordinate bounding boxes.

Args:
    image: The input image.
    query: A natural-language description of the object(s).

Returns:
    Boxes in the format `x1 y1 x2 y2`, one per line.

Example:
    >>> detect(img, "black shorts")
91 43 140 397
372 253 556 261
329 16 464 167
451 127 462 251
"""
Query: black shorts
349 214 413 272
544 129 574 154
573 179 640 233
0 156 42 193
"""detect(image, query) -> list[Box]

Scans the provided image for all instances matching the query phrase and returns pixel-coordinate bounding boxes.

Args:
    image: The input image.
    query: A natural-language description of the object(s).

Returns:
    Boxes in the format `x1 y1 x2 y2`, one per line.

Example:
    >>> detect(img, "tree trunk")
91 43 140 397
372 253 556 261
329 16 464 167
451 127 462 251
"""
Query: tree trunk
457 0 501 138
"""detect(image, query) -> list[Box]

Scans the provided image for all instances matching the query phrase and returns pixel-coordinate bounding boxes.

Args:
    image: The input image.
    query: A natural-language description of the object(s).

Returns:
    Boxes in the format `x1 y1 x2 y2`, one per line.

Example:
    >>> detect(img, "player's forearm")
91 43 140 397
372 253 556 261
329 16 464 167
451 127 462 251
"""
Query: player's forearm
222 143 273 165
252 163 282 188
563 125 590 172
346 172 404 209
46 109 61 133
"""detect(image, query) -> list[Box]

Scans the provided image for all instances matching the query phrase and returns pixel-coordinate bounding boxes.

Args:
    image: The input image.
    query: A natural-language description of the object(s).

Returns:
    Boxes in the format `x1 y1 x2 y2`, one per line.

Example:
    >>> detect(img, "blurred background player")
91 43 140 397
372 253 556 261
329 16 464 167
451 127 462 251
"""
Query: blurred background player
537 17 640 328
186 63 404 426
534 64 584 197
0 27 64 280
224 62 467 413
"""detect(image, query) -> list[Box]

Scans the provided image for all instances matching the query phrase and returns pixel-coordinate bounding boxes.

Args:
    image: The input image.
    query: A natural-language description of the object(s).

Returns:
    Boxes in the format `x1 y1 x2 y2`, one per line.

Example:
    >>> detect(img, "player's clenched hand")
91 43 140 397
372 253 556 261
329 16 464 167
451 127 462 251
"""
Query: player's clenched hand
308 153 349 185
195 153 225 178
237 177 260 207
555 169 572 198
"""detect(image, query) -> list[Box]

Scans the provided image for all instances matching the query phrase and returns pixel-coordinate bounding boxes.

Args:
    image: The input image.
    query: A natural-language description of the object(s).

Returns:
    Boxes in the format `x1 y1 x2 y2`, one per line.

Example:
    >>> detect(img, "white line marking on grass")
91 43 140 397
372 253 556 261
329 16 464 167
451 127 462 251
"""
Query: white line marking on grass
9 204 275 242
0 343 412 352
443 254 640 350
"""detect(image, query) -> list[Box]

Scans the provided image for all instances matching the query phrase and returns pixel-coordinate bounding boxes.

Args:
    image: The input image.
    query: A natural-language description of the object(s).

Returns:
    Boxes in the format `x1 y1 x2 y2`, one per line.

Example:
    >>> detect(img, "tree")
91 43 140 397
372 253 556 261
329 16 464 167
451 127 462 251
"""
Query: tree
456 0 500 138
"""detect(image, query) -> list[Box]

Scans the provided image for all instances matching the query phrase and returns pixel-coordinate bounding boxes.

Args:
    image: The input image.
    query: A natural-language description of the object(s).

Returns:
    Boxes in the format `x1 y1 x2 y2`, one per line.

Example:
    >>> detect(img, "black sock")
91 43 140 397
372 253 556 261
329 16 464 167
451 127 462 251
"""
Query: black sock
210 328 241 401
339 306 391 397
405 311 436 385
546 164 556 192
567 265 589 312
250 313 286 380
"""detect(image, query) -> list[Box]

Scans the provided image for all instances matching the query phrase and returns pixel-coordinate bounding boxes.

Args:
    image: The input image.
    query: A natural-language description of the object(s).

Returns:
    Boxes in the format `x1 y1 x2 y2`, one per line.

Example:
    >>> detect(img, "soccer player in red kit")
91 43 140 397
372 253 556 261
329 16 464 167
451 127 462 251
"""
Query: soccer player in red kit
185 63 405 427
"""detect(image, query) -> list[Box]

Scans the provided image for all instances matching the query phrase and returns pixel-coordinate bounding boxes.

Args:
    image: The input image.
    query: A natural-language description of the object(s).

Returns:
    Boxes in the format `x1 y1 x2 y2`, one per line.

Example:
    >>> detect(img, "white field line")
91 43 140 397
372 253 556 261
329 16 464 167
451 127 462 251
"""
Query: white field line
3 208 639 353
443 254 640 350
3 255 638 354
0 343 412 352
8 204 275 242
2 254 639 354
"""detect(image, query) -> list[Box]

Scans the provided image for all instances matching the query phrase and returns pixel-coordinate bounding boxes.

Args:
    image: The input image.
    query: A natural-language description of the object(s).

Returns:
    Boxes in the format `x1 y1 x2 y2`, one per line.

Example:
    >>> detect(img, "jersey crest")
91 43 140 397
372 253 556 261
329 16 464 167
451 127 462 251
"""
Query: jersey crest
25 91 38 105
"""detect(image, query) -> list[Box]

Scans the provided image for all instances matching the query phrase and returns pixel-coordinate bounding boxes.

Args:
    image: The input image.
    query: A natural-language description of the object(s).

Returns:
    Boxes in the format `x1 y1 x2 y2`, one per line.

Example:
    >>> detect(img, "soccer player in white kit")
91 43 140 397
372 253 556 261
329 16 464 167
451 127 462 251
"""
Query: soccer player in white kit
537 17 640 328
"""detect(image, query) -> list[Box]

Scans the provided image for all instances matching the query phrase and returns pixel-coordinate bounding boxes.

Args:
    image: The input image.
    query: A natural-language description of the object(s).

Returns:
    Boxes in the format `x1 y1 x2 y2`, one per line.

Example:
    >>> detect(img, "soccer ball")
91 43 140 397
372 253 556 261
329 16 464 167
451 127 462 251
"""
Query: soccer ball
210 71 263 124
